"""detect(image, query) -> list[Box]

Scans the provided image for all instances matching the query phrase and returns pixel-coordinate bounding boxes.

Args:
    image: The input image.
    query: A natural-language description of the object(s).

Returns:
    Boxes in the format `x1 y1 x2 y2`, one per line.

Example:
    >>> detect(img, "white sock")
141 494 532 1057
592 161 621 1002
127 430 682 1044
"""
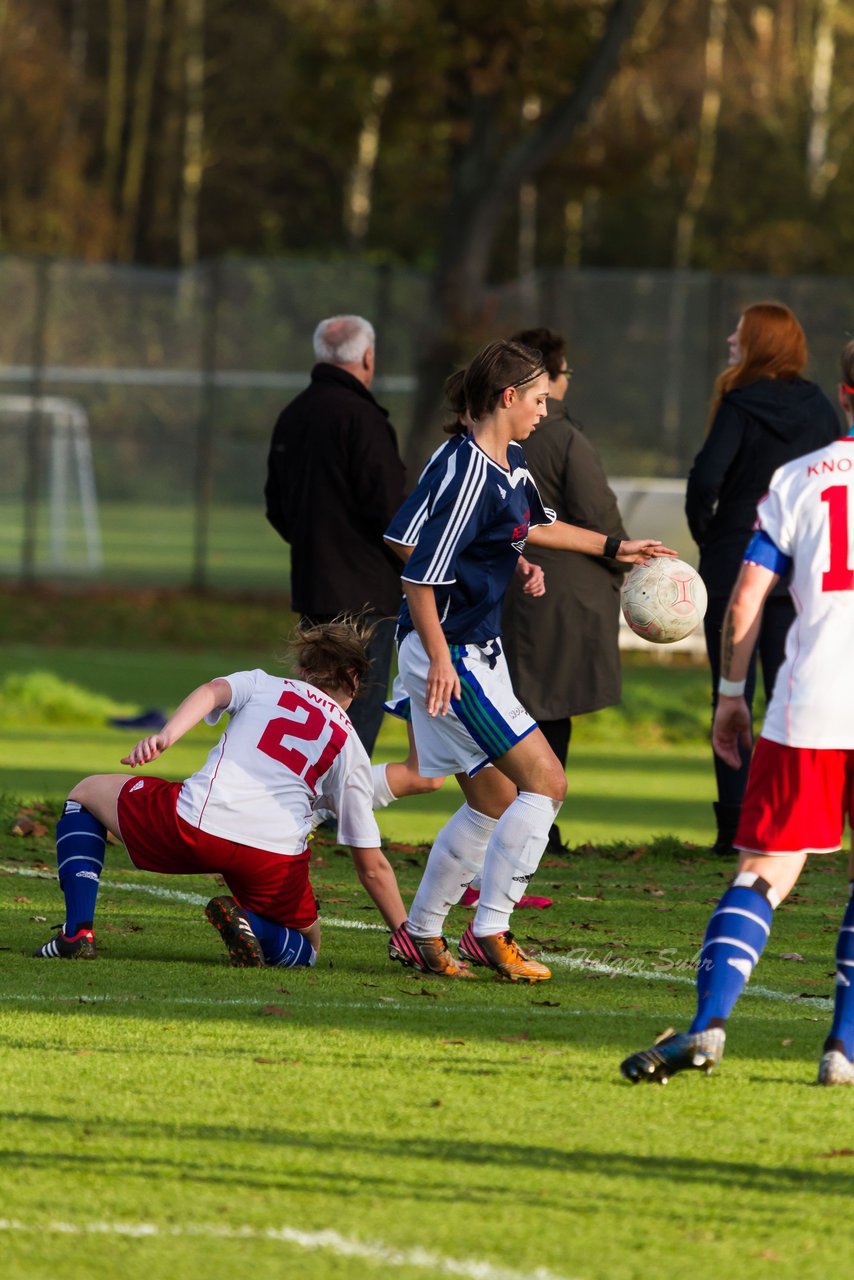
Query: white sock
371 763 396 809
407 804 497 937
473 792 559 937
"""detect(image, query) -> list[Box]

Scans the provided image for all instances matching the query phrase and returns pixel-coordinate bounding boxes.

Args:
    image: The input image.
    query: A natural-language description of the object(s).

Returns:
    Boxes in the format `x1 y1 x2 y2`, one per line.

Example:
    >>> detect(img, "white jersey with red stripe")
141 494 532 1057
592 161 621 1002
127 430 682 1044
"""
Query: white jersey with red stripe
176 670 380 853
755 436 854 748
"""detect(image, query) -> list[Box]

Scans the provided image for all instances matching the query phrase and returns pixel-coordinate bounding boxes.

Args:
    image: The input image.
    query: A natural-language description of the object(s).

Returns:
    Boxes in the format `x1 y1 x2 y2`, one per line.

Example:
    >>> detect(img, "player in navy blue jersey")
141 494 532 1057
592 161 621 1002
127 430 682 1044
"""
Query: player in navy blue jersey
385 339 676 982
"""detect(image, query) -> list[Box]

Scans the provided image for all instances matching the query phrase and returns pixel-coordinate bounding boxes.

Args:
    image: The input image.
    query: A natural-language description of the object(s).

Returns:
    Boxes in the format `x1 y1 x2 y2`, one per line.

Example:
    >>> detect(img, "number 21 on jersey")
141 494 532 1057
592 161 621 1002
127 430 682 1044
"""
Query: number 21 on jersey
257 689 347 792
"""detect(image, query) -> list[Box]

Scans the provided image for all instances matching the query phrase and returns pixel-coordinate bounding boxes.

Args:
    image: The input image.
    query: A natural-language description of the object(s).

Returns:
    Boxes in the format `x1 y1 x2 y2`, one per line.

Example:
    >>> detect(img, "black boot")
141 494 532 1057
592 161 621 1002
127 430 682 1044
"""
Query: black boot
546 823 569 855
711 802 741 857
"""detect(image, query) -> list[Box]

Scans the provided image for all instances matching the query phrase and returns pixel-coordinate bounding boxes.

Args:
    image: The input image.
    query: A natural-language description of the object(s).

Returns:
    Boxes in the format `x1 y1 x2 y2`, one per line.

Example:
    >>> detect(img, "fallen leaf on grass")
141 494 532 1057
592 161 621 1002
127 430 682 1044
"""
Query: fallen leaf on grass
260 1005 291 1017
11 815 49 838
819 1148 854 1158
531 1000 560 1008
13 896 31 903
781 1038 793 1046
779 952 804 962
398 987 439 999
30 915 47 923
440 1039 465 1046
500 1032 530 1042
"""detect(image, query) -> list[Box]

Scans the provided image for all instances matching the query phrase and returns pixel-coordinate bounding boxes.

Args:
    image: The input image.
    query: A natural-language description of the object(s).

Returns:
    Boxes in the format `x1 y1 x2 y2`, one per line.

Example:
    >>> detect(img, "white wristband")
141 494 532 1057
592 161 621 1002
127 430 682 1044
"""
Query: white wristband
718 677 746 697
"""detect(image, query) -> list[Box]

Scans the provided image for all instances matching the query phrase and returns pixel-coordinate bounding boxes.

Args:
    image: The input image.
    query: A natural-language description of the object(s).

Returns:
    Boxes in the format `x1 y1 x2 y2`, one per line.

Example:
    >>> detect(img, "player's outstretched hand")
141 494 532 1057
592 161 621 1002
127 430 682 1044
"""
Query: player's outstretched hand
122 734 169 767
711 697 752 770
616 539 678 564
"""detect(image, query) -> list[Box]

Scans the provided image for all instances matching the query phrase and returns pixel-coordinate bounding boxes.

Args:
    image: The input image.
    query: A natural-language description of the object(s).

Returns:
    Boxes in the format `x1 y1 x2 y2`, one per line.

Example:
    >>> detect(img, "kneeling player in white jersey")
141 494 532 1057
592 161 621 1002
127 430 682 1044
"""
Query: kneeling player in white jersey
34 620 407 966
622 342 854 1086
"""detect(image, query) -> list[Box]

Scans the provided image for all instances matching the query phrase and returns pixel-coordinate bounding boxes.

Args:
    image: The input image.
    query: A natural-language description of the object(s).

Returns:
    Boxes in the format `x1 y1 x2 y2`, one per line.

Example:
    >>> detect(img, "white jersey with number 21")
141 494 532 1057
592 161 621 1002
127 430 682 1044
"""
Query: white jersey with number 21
756 437 854 749
176 670 381 854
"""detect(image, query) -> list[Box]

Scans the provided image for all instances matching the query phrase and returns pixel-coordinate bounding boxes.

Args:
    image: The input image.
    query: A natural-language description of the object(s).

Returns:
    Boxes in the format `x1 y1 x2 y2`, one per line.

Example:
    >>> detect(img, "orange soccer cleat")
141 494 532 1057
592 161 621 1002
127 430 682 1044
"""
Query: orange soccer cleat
458 924 551 983
388 923 474 979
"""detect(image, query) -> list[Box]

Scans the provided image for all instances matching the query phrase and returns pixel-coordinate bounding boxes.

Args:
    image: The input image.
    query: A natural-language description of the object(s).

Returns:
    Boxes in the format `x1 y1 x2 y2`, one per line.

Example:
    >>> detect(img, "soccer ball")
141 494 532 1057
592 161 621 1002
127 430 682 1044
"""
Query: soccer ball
620 558 707 644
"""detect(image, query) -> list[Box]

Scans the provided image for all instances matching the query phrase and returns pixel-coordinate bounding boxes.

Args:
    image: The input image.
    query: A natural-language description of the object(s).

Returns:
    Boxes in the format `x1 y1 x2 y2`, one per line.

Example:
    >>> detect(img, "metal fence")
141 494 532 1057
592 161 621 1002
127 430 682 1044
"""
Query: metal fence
0 254 849 589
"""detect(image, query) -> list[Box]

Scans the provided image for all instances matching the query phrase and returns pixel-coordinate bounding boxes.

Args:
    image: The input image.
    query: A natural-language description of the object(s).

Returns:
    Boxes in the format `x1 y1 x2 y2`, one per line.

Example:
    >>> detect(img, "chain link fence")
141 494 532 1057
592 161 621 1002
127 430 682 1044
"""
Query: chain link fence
0 254 849 589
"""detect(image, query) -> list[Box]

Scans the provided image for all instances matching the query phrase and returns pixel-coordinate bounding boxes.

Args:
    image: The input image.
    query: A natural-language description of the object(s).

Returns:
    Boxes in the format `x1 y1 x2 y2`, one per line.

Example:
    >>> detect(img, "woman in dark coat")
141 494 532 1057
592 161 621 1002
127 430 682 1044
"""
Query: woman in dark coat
685 301 841 854
503 328 628 854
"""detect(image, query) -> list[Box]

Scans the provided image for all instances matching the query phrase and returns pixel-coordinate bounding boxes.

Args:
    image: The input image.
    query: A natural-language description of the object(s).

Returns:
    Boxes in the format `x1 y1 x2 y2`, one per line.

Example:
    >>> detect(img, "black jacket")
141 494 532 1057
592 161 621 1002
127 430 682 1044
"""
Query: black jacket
265 363 407 616
685 377 840 597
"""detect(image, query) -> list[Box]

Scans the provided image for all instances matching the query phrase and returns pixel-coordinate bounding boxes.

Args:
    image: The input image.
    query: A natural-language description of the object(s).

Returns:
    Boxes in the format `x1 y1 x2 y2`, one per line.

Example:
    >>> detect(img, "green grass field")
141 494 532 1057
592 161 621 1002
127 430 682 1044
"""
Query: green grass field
0 501 288 589
1 602 851 1279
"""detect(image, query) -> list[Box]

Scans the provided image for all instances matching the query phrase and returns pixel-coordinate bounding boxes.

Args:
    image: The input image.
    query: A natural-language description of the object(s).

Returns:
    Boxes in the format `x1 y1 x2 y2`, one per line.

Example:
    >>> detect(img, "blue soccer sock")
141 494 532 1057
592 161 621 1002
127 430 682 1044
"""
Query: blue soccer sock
690 872 777 1033
56 800 107 935
825 883 854 1060
243 909 317 968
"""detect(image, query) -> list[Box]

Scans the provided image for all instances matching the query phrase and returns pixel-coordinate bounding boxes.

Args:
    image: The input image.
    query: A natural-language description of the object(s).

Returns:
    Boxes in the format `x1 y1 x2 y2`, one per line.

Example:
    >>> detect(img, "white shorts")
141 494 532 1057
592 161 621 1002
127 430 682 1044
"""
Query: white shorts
393 631 536 777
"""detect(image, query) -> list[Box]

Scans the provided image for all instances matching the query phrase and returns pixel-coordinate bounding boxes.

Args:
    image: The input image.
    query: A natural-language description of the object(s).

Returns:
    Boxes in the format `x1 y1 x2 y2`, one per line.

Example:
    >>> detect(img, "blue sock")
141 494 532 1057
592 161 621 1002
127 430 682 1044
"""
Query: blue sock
243 909 317 968
56 800 107 935
826 885 854 1059
690 873 776 1033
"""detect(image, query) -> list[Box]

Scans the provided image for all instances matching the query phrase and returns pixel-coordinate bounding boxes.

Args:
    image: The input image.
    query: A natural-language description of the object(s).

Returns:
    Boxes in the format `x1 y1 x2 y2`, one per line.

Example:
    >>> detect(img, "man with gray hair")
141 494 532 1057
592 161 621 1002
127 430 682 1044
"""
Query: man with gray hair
265 315 407 756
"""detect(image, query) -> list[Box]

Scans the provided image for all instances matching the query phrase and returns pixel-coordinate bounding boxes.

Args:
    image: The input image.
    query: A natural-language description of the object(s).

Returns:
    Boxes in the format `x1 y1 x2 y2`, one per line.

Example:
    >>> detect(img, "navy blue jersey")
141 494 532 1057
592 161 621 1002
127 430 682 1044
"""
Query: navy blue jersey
385 434 467 549
392 435 554 644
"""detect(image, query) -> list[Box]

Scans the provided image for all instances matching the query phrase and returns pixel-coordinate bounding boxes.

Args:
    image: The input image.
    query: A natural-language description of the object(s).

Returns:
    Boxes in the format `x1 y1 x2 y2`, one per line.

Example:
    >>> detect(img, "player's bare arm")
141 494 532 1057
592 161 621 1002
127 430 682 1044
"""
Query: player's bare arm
385 536 413 564
122 678 233 767
527 521 677 563
404 581 460 717
712 562 779 769
350 846 407 930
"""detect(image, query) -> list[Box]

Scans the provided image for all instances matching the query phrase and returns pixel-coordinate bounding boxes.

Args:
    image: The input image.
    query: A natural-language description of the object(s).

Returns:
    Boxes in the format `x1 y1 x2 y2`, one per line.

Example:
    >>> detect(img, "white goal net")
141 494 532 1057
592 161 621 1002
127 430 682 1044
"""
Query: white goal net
0 395 103 571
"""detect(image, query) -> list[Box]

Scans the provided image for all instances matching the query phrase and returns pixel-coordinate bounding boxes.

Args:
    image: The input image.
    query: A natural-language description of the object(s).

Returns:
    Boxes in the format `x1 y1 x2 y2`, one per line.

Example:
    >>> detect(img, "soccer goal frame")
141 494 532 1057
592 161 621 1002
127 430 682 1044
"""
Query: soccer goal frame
0 394 103 572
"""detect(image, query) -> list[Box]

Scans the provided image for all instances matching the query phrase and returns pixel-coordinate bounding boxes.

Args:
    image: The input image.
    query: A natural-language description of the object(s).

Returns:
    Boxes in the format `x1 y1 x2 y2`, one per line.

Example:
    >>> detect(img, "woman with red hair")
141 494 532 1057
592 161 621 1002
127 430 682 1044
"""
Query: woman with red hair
686 301 840 856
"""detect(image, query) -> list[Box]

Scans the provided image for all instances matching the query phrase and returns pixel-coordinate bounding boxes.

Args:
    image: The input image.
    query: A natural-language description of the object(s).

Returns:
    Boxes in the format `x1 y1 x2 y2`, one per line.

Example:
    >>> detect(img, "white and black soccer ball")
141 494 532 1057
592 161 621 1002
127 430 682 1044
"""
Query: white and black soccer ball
620 558 708 644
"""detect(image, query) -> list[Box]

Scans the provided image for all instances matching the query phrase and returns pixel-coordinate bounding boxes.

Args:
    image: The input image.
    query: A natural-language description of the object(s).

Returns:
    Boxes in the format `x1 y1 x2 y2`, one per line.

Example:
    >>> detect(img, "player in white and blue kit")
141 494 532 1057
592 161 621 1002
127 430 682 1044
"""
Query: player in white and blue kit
386 339 675 982
622 341 854 1086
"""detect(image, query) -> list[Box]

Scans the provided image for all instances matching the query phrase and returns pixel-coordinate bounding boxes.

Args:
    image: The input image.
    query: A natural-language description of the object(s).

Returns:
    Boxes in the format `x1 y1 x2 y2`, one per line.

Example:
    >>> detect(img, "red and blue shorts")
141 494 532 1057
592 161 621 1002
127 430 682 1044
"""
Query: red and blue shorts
116 777 318 929
736 737 854 856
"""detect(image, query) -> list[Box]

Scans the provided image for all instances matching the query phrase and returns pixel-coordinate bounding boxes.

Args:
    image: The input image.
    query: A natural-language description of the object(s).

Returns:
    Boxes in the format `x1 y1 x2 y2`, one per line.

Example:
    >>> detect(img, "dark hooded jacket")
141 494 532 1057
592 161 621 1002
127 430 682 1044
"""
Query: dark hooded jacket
685 377 840 597
502 400 628 721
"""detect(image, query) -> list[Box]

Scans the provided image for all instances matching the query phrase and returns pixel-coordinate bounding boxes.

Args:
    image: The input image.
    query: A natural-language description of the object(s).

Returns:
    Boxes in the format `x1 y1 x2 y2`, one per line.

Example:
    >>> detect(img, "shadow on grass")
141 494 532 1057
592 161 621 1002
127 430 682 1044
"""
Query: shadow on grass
1 1112 851 1204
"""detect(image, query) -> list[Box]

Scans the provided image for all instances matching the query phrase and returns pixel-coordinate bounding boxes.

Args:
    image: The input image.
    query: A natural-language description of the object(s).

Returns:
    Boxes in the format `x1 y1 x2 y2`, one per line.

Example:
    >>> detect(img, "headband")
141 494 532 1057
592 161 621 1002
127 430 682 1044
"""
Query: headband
497 363 546 393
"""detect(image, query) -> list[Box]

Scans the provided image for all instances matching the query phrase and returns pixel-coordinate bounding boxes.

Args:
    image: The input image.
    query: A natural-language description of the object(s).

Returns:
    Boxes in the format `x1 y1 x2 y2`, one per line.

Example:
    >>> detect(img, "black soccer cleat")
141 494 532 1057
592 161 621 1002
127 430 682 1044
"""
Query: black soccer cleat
205 896 266 967
620 1027 725 1085
33 927 97 959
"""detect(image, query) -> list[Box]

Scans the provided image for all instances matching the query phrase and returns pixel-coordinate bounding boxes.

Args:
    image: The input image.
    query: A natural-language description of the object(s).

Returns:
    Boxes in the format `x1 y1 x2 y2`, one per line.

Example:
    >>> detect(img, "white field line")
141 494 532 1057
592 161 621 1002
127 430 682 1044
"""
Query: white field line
0 1218 575 1280
0 862 833 1011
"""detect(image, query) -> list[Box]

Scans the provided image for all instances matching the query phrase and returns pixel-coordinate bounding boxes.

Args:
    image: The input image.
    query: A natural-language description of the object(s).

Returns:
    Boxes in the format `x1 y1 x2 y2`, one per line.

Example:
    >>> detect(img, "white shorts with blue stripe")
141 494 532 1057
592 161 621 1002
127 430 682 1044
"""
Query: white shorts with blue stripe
392 631 537 778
